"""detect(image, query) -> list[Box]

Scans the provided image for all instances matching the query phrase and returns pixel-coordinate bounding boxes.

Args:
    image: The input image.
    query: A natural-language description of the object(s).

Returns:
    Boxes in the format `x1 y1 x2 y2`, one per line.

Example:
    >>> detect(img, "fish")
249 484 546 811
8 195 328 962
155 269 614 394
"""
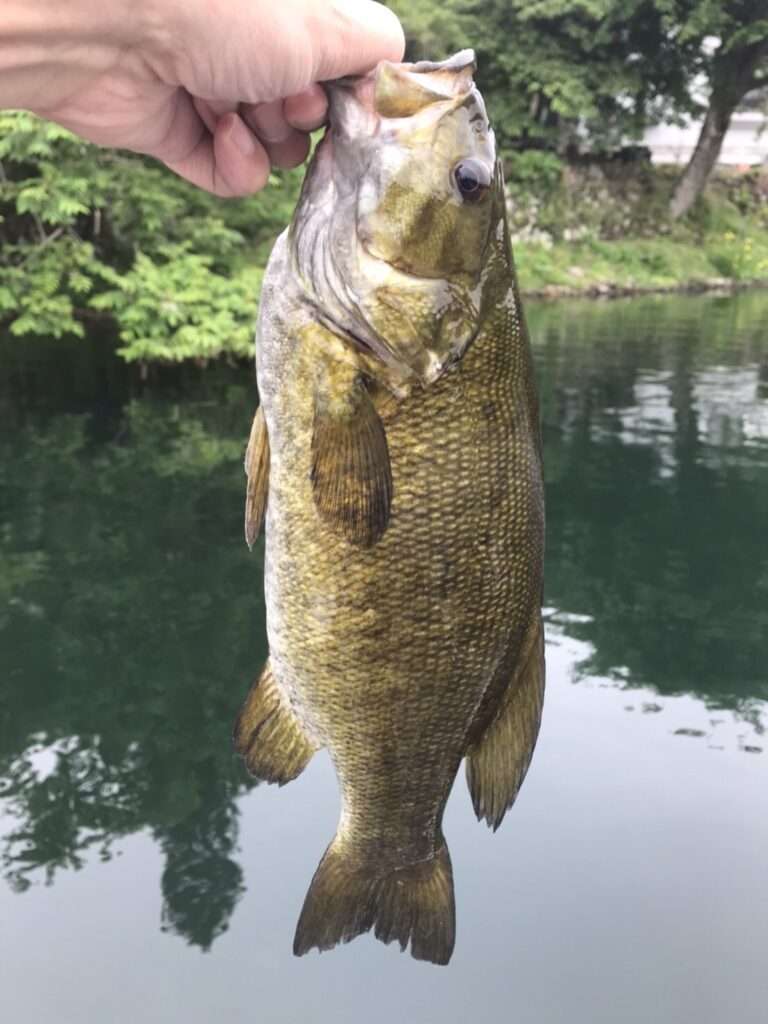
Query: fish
234 49 545 966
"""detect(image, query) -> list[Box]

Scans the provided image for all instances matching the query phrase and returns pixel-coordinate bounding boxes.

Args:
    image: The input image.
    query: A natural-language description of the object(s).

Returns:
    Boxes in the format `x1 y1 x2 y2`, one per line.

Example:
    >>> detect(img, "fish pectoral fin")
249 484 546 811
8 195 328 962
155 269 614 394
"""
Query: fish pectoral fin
244 405 270 550
294 833 455 965
233 660 318 785
311 377 392 548
465 613 545 831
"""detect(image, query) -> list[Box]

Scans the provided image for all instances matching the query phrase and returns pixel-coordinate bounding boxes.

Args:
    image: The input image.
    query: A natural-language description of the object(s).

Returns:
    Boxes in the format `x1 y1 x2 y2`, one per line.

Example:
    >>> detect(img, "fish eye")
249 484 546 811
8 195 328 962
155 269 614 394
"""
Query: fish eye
453 159 491 202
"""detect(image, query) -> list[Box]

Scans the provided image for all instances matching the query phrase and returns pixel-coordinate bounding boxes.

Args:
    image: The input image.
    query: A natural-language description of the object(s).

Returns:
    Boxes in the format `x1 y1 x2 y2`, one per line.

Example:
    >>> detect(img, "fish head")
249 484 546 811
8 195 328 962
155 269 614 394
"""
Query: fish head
290 51 507 389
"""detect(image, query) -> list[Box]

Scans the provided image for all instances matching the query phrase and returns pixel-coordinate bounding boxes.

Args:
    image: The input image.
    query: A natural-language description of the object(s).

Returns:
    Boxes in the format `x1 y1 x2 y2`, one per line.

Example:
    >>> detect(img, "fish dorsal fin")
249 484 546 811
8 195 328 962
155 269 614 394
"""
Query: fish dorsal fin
375 50 476 118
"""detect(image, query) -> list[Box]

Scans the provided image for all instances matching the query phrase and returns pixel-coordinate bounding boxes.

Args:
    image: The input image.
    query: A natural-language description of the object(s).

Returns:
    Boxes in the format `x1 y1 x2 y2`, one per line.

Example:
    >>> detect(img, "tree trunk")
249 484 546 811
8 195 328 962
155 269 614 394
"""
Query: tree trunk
669 91 737 220
669 40 767 221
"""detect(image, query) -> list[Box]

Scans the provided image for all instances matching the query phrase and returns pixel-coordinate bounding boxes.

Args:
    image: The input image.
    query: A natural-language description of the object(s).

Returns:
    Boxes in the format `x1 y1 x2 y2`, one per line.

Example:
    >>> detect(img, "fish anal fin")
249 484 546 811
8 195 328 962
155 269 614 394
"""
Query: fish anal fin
233 661 318 785
244 405 270 549
466 614 545 831
294 833 455 965
311 375 392 548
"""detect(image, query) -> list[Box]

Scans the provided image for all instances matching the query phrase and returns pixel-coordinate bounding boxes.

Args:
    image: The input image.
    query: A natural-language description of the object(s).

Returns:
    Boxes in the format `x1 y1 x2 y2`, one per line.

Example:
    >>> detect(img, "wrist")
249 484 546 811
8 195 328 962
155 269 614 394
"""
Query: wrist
0 0 155 113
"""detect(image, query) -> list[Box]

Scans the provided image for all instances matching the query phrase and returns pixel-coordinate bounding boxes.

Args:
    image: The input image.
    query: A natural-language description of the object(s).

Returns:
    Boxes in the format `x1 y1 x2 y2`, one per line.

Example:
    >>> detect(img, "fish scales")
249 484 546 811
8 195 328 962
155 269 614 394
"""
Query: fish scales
236 50 545 965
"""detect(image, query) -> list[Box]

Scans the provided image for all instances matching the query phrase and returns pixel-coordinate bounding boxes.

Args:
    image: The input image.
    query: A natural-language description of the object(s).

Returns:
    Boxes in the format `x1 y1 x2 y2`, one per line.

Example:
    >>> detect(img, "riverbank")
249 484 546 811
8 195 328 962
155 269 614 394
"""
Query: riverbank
510 163 768 299
515 234 768 299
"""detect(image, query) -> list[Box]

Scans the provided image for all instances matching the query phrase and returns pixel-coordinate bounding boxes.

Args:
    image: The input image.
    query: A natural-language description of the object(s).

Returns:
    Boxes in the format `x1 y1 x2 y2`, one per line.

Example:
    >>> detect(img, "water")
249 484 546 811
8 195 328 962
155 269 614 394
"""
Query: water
1 292 766 1023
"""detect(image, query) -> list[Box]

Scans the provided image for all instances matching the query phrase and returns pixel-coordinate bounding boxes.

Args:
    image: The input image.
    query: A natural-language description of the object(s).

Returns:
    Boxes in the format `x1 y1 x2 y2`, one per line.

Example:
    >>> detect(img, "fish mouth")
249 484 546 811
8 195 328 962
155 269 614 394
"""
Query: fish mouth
326 49 477 131
331 49 476 88
403 49 477 75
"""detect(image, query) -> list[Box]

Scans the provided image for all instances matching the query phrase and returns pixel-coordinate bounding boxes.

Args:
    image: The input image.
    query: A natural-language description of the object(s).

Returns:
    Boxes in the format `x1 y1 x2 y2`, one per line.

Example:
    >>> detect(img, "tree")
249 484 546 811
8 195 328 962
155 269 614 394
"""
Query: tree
667 1 768 219
0 113 302 363
390 0 700 155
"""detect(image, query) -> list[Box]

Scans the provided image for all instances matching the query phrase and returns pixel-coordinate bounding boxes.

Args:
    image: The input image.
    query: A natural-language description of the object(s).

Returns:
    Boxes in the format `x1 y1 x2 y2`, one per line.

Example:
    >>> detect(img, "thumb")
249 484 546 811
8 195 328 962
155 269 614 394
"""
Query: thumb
305 1 405 82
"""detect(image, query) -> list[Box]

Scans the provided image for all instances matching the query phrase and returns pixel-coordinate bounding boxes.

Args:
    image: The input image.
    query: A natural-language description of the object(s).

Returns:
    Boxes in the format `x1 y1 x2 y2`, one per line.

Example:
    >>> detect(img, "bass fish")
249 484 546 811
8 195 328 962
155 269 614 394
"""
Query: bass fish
235 50 545 966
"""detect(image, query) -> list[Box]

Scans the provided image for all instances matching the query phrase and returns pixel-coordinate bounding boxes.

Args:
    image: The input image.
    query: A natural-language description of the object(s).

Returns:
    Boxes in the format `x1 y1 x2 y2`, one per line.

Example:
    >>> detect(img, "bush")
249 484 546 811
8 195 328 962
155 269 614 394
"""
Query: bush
506 151 565 194
0 113 301 363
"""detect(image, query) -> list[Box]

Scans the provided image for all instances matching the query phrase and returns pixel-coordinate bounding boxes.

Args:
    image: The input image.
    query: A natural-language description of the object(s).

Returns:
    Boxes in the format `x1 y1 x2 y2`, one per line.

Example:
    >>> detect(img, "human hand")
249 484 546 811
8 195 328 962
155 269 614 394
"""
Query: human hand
1 0 404 196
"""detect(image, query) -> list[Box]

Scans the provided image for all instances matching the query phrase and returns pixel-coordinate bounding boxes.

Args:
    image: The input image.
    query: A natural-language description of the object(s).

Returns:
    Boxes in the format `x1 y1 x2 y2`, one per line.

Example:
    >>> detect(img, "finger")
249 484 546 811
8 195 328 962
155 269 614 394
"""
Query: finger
307 0 405 81
162 102 270 197
212 113 271 195
194 98 240 134
241 102 312 169
206 99 240 117
284 85 328 132
162 2 404 111
241 98 293 144
263 132 311 170
193 98 218 134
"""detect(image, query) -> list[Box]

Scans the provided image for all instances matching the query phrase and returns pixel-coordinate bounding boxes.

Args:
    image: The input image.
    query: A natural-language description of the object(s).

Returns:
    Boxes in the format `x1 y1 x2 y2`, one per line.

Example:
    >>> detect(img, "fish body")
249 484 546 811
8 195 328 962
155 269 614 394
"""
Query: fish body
236 51 545 965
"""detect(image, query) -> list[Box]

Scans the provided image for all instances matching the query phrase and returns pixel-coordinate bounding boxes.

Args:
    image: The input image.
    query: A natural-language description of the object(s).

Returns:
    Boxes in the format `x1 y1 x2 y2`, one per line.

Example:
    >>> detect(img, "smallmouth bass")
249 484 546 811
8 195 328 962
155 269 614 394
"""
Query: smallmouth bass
235 50 545 965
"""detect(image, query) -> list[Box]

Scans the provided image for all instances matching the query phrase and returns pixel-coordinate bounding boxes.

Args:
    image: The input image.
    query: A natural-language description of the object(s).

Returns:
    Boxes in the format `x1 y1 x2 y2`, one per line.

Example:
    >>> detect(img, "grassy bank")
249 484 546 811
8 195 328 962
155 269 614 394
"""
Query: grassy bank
515 231 768 298
510 163 768 299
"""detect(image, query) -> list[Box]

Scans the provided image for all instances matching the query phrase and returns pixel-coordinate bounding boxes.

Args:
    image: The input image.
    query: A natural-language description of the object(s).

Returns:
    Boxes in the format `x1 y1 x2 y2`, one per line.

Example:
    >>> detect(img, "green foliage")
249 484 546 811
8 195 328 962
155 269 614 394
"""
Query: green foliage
1 4 767 363
512 165 768 292
390 0 702 153
0 112 301 363
506 151 565 193
391 1 765 160
707 232 768 280
91 247 263 363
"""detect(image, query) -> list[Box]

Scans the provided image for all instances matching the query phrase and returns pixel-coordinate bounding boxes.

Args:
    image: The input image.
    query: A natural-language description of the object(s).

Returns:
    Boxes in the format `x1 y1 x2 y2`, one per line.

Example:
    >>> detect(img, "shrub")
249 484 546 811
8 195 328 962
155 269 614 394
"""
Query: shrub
0 113 301 363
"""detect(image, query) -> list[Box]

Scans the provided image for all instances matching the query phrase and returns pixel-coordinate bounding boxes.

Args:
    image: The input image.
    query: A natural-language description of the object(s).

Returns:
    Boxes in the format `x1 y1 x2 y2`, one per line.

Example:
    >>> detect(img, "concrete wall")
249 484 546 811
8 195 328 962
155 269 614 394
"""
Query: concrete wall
643 112 768 166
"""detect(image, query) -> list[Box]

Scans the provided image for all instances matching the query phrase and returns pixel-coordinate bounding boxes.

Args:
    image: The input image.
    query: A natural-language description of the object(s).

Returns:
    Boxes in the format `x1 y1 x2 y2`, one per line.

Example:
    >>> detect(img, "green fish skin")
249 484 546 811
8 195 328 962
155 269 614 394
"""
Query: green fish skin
235 50 545 966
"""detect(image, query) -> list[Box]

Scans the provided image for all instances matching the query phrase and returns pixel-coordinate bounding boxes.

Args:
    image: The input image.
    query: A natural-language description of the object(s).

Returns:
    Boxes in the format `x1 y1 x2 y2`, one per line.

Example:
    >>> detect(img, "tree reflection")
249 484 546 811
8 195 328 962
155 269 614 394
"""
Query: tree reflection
156 772 245 951
0 364 265 949
529 292 768 718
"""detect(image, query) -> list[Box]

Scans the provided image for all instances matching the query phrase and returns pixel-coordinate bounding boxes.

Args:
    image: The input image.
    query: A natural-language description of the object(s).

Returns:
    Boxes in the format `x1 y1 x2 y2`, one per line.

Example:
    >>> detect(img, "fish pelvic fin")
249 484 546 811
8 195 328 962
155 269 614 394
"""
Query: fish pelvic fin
244 405 270 549
293 833 455 965
311 373 392 548
466 613 545 831
233 661 318 785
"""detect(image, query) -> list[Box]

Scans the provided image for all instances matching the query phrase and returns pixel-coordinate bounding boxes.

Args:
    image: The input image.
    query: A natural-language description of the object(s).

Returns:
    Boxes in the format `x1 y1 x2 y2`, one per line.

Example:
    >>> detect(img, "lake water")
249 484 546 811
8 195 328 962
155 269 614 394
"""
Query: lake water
1 291 766 1023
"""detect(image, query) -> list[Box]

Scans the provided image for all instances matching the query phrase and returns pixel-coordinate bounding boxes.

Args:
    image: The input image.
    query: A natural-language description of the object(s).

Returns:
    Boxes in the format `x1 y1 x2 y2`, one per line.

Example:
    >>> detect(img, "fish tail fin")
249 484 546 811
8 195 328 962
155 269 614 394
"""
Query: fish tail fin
233 661 318 785
293 833 455 965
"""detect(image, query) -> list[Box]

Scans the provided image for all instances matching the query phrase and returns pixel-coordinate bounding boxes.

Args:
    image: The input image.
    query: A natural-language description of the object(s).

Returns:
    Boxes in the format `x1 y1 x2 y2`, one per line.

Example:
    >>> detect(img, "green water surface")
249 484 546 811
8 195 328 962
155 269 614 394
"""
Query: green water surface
1 291 766 1023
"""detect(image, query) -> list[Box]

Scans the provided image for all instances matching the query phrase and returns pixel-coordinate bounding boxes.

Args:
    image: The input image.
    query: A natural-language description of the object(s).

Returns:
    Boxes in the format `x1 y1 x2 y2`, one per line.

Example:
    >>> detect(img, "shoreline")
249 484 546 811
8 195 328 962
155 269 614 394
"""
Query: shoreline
521 276 768 301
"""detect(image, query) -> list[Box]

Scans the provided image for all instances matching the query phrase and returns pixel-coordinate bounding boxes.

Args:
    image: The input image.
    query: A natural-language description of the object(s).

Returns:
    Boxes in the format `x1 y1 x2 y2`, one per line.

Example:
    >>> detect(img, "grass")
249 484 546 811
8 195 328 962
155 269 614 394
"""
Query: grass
512 166 768 296
515 231 768 294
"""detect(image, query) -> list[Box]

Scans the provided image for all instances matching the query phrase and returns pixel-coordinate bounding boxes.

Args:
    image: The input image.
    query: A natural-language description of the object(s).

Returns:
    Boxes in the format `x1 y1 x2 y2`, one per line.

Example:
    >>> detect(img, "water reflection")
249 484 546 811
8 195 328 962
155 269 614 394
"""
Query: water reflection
1 290 767 957
0 375 265 947
529 291 768 723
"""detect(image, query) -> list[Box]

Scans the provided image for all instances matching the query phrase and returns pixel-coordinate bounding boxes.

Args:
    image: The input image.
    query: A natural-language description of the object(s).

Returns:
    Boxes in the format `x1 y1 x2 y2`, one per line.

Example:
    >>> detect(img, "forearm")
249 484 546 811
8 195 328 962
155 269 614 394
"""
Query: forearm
0 0 150 112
